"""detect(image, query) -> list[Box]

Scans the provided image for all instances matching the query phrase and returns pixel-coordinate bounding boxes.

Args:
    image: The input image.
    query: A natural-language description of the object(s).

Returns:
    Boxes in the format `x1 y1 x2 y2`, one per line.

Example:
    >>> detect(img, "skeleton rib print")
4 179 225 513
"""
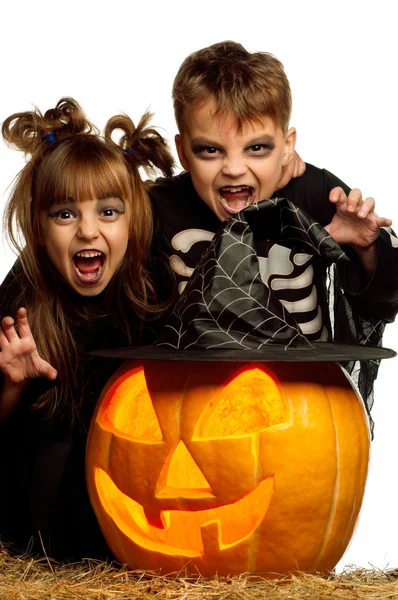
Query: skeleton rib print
163 216 309 351
169 199 348 342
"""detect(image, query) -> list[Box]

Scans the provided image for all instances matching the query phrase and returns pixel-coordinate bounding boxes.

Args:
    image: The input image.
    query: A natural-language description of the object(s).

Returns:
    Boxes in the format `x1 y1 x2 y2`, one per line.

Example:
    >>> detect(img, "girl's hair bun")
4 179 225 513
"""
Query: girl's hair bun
2 97 97 156
105 111 175 178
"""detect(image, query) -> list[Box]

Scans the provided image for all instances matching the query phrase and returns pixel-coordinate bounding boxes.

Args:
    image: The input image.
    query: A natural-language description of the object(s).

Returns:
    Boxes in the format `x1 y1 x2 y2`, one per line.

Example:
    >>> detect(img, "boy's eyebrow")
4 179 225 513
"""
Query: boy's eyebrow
245 135 275 146
191 137 222 147
190 134 276 147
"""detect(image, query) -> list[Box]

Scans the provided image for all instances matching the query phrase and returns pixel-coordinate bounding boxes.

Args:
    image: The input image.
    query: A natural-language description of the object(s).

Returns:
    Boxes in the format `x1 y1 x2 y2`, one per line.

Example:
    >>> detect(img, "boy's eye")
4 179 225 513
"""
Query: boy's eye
192 145 222 158
247 144 273 156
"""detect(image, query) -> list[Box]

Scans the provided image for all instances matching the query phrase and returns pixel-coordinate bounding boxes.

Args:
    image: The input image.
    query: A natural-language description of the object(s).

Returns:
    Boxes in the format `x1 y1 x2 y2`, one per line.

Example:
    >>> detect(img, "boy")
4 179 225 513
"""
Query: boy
150 41 398 419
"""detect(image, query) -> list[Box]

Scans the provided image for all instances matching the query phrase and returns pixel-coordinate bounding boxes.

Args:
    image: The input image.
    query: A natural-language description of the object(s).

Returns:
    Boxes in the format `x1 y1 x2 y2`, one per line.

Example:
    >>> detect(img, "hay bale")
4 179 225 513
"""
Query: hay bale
1 544 398 600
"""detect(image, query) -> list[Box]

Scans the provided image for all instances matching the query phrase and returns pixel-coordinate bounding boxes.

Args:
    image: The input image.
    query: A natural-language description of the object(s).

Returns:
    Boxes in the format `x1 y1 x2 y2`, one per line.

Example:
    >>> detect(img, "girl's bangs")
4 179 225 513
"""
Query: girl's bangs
39 140 132 208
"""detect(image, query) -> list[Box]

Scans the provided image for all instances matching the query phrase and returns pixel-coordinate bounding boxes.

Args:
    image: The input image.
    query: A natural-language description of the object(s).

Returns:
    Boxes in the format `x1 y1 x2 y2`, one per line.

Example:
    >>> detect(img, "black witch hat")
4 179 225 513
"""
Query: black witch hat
95 198 395 363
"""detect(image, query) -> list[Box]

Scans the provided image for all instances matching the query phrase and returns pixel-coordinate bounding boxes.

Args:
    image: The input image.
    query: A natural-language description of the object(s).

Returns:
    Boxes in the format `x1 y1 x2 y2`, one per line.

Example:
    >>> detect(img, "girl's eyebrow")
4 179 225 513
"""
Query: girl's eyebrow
48 199 77 210
96 195 124 202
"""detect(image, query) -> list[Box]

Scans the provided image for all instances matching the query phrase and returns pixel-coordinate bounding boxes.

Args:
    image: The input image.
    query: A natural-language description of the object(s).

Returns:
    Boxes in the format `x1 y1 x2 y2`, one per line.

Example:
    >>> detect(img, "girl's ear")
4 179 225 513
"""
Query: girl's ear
282 127 297 166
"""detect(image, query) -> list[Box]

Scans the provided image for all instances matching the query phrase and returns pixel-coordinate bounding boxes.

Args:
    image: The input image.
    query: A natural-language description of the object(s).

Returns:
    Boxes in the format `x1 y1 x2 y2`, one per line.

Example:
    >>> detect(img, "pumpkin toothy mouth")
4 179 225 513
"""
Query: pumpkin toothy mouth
95 468 274 557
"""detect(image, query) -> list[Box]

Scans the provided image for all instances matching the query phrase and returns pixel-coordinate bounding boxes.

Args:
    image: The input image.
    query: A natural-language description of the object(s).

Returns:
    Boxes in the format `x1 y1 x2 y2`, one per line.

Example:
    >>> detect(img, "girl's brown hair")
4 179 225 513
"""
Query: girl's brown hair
2 97 174 420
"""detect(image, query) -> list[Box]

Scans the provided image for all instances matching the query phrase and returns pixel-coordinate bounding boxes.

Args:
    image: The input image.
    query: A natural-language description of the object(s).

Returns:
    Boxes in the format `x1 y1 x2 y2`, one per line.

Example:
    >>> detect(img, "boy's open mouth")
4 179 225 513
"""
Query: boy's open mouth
218 186 254 215
73 250 105 285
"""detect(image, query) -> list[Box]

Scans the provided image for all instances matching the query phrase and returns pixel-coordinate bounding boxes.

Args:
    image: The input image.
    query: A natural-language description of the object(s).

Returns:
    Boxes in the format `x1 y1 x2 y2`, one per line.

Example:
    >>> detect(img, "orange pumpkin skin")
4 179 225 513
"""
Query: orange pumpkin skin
86 360 370 576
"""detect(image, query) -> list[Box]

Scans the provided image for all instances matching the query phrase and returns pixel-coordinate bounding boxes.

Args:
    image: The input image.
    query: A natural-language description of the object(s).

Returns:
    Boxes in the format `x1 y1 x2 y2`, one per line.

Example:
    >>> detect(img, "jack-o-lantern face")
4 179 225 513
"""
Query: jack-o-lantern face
86 360 370 577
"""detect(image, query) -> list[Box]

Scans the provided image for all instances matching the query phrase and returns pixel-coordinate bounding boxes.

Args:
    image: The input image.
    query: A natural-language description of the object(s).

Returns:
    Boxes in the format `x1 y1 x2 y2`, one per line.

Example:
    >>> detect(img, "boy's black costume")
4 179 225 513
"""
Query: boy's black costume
150 163 398 419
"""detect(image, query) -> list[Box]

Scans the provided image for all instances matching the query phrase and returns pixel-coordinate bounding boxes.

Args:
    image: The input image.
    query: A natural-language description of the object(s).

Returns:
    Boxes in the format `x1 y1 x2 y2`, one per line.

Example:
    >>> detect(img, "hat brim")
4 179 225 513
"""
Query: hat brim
90 343 396 362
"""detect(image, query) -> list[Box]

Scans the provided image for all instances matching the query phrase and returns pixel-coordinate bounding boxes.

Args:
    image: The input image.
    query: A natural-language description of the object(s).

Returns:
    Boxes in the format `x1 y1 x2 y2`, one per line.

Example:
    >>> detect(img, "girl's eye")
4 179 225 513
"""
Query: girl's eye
51 209 75 221
101 207 124 219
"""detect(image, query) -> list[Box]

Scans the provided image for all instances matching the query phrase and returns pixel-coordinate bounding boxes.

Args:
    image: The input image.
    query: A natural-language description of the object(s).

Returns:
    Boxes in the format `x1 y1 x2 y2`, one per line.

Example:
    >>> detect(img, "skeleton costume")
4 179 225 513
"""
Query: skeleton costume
150 163 398 427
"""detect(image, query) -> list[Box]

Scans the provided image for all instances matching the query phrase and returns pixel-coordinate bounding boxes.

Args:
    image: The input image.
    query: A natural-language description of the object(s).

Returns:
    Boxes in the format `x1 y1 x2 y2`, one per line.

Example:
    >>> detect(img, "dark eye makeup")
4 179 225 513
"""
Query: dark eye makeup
191 143 221 157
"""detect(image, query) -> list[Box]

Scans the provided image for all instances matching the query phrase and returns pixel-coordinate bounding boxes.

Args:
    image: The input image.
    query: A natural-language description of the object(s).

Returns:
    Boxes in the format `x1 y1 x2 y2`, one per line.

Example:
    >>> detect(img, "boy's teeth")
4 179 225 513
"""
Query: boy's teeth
219 186 254 214
221 186 248 193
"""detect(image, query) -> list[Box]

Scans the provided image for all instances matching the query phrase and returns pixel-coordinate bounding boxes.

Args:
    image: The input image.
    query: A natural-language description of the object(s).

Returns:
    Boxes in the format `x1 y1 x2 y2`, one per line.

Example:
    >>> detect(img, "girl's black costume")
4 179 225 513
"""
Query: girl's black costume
0 258 171 561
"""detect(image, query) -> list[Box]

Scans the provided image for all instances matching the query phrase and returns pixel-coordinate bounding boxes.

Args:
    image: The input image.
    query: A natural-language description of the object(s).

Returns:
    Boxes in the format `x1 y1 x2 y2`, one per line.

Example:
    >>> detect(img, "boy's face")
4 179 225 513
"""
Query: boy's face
175 101 296 221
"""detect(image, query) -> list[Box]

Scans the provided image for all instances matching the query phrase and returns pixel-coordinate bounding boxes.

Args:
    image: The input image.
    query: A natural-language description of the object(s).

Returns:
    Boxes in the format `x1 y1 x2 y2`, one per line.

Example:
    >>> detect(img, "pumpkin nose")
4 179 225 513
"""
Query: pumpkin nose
162 441 211 493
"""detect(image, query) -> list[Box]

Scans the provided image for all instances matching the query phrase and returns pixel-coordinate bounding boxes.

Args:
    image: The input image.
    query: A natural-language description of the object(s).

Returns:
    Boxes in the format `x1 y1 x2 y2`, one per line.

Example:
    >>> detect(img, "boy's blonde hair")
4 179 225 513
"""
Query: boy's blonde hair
173 41 292 134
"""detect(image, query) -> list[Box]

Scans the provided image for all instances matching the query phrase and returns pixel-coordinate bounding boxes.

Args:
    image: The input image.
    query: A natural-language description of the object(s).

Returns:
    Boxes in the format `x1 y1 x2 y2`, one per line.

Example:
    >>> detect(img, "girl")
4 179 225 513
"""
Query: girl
0 97 174 560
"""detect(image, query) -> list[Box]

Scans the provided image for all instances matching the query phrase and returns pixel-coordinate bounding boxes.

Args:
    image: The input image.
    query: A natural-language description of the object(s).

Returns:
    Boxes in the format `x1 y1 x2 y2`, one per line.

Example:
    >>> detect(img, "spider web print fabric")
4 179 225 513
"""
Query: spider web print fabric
156 198 348 351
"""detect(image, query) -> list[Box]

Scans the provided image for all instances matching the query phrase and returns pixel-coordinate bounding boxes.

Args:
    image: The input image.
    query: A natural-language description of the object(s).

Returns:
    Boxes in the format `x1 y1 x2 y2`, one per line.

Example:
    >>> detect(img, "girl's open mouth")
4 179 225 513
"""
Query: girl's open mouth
218 186 255 215
73 250 105 285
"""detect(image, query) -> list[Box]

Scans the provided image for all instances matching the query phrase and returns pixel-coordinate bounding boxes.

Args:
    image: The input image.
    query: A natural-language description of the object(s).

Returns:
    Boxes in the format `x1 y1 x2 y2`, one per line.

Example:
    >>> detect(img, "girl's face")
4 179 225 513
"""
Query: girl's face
39 196 130 296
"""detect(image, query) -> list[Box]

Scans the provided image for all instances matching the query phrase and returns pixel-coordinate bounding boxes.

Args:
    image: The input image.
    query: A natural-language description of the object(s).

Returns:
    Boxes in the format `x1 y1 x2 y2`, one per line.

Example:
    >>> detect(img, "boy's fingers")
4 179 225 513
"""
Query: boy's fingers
377 216 393 228
346 188 362 212
358 197 375 218
329 186 346 203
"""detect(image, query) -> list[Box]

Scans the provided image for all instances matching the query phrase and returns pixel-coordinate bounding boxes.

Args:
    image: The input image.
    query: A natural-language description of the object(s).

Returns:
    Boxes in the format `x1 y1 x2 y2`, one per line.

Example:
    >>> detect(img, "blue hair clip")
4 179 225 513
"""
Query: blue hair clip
43 132 58 145
124 148 139 158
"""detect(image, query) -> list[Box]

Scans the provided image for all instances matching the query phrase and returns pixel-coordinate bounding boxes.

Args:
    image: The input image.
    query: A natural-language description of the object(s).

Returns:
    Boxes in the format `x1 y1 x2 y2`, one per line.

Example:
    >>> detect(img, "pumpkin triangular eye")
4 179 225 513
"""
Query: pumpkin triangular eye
195 367 287 438
103 367 163 441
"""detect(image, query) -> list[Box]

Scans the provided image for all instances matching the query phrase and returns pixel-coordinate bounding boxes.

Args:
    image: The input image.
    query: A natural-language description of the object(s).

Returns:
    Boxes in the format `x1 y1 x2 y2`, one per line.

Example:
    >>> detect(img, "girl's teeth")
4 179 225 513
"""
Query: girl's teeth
76 251 102 258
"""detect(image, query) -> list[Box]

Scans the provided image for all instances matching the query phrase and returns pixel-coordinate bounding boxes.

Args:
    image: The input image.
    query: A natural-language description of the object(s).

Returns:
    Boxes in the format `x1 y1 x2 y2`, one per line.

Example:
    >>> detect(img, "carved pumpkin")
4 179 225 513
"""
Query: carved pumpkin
86 360 370 576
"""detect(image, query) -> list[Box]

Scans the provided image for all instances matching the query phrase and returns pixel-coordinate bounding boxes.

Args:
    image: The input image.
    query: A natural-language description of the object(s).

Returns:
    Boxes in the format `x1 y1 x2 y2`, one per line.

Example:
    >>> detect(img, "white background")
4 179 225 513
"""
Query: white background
1 0 397 572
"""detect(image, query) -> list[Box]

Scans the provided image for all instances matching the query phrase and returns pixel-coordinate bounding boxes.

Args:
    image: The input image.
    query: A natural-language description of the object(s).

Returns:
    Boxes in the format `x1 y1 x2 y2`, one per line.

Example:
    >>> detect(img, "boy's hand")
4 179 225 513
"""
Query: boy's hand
326 187 393 276
326 187 392 247
0 307 58 386
275 151 306 190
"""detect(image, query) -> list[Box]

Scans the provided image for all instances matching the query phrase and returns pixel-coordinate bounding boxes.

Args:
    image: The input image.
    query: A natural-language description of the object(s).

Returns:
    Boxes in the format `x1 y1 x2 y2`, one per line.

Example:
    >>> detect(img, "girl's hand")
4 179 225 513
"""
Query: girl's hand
0 307 58 386
275 150 306 190
326 187 393 277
